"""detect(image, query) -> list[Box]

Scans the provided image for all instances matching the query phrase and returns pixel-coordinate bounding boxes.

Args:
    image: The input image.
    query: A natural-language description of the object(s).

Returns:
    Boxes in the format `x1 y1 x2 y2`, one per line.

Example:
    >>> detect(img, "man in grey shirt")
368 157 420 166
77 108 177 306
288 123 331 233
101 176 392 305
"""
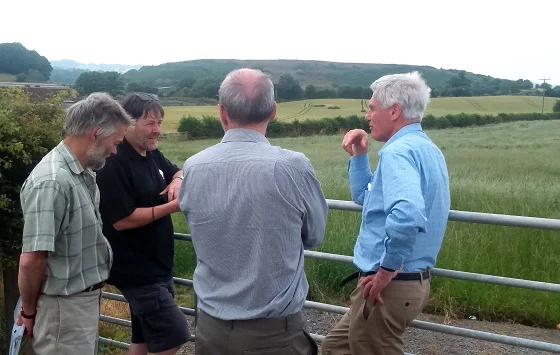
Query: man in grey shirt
179 68 328 355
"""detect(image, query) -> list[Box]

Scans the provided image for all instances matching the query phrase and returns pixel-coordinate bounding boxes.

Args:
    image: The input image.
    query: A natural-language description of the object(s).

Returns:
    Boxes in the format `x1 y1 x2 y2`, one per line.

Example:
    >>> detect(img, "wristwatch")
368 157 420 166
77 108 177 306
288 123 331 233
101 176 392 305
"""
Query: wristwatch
174 175 184 180
20 307 36 319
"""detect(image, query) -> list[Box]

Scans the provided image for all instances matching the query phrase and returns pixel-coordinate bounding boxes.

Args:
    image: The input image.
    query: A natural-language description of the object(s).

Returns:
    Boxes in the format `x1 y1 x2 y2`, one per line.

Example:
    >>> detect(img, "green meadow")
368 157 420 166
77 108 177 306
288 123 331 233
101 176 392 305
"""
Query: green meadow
161 120 560 328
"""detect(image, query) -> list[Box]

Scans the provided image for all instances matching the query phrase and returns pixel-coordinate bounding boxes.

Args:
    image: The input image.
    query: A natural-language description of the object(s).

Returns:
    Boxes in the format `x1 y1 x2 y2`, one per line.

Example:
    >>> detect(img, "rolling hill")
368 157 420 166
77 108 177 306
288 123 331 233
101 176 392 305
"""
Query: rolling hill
121 59 528 92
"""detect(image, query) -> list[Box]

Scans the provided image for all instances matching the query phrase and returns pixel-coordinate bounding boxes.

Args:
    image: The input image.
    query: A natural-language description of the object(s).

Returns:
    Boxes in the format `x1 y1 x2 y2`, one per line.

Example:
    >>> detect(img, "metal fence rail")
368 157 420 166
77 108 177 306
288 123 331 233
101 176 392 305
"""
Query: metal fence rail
99 198 560 353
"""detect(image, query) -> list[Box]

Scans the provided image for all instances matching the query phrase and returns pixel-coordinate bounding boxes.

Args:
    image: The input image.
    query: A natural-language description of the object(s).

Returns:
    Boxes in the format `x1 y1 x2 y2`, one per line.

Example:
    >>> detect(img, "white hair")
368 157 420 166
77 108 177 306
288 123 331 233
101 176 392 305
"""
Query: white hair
218 68 275 125
63 92 133 138
370 71 431 122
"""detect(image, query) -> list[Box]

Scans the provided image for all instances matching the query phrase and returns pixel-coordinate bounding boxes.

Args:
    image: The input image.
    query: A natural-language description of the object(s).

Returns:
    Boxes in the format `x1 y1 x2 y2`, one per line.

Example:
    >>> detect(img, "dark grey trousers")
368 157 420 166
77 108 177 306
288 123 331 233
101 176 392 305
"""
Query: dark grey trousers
195 309 318 355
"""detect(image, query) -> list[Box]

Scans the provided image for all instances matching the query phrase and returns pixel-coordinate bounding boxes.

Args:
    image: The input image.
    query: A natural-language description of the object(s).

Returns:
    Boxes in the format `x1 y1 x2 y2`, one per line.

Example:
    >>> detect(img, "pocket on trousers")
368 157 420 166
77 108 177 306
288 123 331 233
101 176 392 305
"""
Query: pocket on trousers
243 344 295 355
128 291 160 316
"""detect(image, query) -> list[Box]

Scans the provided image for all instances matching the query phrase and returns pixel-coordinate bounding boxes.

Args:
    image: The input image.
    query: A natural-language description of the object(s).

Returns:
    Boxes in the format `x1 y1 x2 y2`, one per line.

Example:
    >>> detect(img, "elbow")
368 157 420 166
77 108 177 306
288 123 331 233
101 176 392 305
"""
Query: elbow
112 221 127 231
19 252 47 273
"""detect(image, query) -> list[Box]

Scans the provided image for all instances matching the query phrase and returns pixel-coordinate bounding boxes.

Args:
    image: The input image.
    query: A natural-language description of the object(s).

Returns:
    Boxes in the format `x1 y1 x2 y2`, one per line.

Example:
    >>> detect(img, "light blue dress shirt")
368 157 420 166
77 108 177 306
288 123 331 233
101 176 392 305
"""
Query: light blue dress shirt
349 123 450 272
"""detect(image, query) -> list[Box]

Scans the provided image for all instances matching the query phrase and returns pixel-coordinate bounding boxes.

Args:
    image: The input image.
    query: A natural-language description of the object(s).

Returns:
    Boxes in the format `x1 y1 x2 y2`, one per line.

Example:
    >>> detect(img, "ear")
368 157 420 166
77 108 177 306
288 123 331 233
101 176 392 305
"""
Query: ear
218 104 229 128
389 103 402 121
89 126 100 142
268 102 277 122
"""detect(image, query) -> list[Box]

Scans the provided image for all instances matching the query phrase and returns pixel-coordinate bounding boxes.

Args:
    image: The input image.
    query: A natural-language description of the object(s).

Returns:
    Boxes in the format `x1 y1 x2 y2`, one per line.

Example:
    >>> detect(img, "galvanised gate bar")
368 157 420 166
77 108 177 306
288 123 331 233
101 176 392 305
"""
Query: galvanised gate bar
98 199 560 354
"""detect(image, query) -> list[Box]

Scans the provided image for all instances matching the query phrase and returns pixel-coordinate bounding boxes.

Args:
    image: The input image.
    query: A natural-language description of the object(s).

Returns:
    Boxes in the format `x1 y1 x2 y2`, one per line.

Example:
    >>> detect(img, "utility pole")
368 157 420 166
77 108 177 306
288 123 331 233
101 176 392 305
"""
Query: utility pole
538 78 550 114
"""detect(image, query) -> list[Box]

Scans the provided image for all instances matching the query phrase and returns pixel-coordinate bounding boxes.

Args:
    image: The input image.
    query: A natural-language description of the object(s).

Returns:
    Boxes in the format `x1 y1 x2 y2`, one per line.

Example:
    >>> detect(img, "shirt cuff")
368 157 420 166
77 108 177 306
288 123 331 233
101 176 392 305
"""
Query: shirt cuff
380 253 403 271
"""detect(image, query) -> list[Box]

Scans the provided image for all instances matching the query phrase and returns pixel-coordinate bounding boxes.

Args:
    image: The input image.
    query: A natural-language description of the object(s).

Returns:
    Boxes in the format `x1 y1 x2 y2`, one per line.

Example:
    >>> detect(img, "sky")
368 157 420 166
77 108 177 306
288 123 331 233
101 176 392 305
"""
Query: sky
1 0 559 84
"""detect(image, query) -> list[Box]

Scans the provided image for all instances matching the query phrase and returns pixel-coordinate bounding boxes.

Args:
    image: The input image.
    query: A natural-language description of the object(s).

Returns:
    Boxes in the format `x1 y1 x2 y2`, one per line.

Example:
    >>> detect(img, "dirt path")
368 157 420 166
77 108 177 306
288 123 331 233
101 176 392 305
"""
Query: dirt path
177 310 560 354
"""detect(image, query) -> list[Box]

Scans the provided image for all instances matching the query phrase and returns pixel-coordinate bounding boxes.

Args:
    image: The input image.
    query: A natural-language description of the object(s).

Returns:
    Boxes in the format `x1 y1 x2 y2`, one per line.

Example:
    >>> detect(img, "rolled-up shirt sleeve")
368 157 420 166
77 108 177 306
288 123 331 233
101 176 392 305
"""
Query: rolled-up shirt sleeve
21 180 67 253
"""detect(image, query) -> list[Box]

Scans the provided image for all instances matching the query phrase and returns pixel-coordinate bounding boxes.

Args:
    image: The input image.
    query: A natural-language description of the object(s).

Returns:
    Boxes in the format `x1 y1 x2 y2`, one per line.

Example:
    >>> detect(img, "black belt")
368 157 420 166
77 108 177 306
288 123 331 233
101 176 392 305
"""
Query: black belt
82 281 105 293
340 270 430 288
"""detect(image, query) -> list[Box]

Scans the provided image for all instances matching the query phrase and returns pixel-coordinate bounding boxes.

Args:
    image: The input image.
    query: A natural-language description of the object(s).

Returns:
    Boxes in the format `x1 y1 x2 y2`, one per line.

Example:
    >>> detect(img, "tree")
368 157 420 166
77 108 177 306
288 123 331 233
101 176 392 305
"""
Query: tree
50 67 89 85
442 71 472 97
304 84 317 99
177 77 197 90
189 77 221 99
15 73 27 82
74 71 124 97
125 82 159 94
26 69 46 82
0 87 68 351
0 42 52 80
553 100 560 112
276 74 303 101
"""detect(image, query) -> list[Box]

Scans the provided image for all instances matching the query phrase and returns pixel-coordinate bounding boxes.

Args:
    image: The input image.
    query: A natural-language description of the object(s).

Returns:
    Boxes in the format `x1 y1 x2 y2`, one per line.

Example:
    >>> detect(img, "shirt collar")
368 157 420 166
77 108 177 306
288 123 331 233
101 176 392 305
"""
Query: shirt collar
379 123 423 155
221 128 270 145
57 141 86 175
120 137 151 160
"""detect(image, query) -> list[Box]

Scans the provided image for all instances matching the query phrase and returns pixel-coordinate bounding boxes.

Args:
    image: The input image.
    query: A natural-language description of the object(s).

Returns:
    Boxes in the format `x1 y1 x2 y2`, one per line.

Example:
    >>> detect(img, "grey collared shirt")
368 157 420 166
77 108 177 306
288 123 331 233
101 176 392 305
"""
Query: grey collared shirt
20 141 112 295
179 128 328 320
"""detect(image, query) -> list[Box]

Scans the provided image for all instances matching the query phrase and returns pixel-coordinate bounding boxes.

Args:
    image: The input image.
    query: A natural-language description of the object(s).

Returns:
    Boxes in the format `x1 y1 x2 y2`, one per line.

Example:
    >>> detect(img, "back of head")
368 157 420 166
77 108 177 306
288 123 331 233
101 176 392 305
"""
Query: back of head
218 68 275 125
120 92 164 121
63 92 133 138
370 71 431 122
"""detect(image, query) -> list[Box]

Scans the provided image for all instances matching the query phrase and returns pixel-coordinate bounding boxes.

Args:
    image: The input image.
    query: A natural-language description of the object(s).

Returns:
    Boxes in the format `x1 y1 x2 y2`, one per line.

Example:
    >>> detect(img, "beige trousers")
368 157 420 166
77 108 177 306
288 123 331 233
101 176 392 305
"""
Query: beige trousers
322 277 430 355
31 289 101 355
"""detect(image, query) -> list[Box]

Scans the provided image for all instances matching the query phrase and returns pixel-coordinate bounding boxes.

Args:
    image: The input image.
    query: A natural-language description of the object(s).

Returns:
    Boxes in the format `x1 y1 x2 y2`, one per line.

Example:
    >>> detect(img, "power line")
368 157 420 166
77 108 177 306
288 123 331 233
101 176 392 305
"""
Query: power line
538 78 550 114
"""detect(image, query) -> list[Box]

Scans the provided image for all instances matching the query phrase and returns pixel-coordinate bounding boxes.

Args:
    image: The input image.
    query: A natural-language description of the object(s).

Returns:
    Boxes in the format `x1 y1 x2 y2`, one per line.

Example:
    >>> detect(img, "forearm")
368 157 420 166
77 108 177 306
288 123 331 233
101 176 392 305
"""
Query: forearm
172 170 183 180
18 254 47 313
113 202 179 231
348 154 373 204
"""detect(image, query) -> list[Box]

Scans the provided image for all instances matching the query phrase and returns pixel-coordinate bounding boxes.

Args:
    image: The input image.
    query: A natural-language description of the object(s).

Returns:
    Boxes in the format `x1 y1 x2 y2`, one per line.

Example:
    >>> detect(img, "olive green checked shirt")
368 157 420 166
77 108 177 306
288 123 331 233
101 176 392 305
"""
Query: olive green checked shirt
20 141 112 295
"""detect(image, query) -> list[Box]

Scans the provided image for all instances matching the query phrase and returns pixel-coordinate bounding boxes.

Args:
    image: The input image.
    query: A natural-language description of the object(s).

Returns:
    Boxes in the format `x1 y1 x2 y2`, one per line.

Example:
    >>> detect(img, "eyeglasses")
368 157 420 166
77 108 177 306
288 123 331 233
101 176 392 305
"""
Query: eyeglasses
134 93 159 102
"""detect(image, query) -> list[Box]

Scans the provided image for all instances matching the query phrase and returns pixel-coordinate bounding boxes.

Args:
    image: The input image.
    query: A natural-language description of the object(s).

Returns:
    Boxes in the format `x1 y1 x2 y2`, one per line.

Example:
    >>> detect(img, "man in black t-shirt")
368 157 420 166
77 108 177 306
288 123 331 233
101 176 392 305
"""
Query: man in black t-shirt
96 93 189 355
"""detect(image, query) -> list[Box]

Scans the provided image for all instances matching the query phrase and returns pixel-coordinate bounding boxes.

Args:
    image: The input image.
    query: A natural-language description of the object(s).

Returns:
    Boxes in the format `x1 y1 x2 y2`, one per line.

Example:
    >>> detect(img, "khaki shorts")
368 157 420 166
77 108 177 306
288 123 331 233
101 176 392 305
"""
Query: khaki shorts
32 289 101 355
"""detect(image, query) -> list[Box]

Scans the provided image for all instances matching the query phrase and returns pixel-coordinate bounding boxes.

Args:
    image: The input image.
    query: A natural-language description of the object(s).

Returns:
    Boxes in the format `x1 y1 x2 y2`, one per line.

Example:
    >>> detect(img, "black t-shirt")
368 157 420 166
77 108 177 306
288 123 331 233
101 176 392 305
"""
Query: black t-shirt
96 139 180 287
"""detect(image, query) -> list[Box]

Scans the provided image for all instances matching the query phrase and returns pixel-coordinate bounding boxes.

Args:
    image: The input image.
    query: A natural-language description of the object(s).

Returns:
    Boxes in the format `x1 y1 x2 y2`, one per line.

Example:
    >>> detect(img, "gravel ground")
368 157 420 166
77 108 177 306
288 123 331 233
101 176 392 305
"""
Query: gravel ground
178 310 560 355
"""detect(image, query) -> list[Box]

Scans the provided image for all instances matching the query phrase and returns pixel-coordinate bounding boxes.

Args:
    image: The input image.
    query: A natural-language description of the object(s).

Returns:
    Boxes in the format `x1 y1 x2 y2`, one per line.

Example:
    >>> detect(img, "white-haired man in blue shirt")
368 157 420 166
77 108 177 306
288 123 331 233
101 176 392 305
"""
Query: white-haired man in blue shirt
323 71 451 355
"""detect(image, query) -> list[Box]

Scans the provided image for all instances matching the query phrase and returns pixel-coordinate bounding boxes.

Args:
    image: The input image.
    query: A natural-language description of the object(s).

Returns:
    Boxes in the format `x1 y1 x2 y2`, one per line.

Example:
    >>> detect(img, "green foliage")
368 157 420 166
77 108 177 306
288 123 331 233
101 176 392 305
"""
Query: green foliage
177 111 560 138
276 74 303 101
553 100 560 113
177 114 223 139
120 59 535 99
15 73 26 82
74 71 124 97
0 42 52 80
125 82 158 94
161 120 560 327
50 67 88 85
0 88 67 261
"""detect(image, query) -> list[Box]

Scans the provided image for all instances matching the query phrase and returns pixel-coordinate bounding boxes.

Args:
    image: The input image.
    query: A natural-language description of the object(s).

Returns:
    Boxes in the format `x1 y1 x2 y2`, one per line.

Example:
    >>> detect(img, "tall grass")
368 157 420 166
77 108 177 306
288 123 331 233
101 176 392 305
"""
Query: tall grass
161 120 560 328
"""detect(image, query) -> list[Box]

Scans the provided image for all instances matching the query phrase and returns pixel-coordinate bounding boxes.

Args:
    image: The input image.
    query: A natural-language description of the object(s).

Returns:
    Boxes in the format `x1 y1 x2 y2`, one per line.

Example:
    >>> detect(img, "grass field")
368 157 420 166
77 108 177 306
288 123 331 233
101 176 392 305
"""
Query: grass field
0 73 16 82
161 96 559 132
156 120 560 330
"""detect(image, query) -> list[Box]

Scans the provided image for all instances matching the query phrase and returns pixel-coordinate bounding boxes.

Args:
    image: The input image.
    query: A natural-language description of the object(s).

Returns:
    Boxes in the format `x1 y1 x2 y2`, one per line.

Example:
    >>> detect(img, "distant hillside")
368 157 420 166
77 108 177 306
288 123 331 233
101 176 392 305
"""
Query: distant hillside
121 59 529 93
50 67 89 85
0 42 52 82
51 59 142 73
